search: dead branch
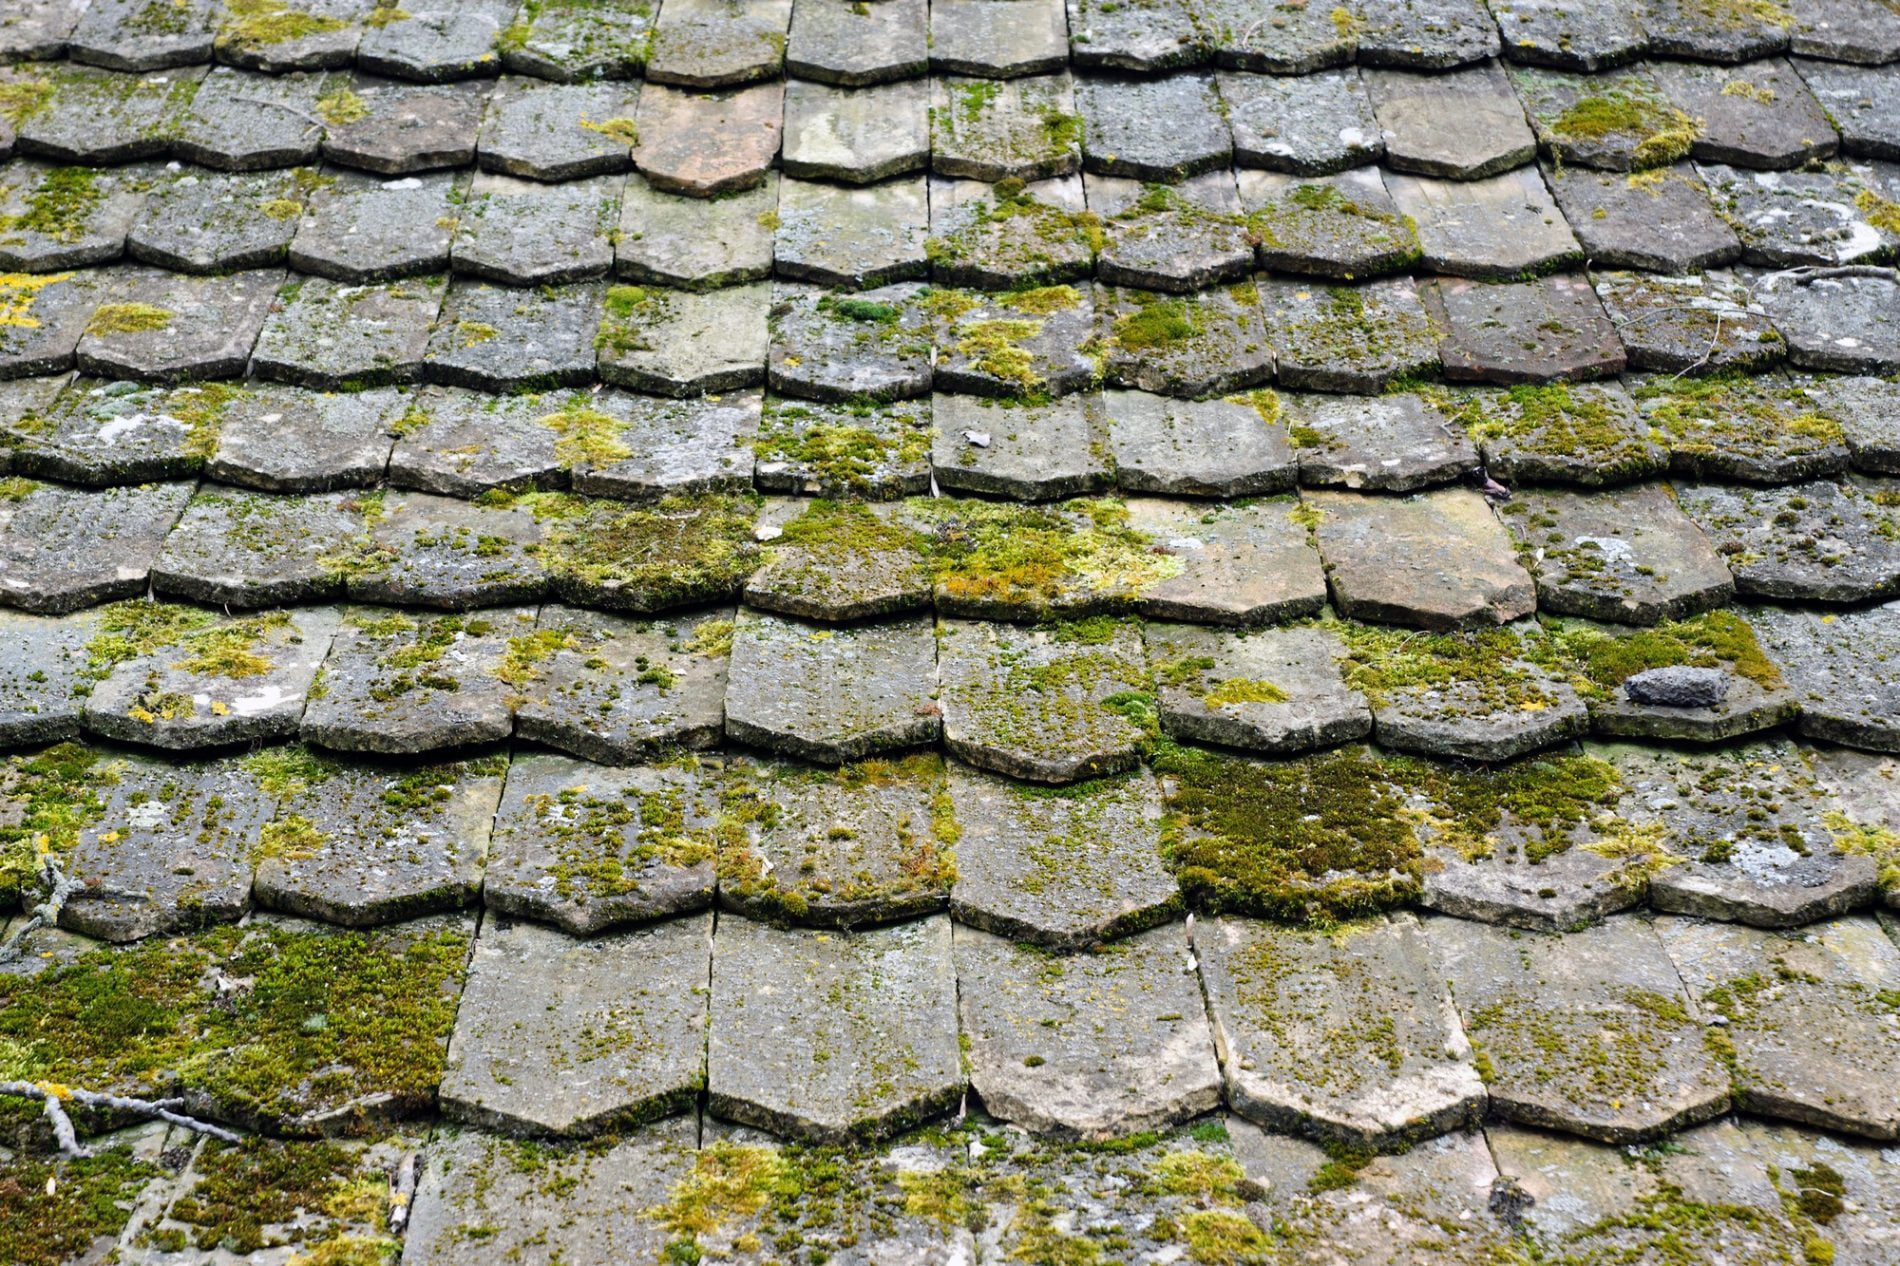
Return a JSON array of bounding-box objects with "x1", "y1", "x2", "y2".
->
[
  {"x1": 389, "y1": 1151, "x2": 420, "y2": 1235},
  {"x1": 0, "y1": 1081, "x2": 243, "y2": 1157}
]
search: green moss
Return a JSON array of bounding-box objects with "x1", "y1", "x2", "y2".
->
[
  {"x1": 242, "y1": 745, "x2": 338, "y2": 799},
  {"x1": 752, "y1": 401, "x2": 931, "y2": 492},
  {"x1": 83, "y1": 600, "x2": 218, "y2": 686},
  {"x1": 1200, "y1": 677, "x2": 1289, "y2": 706},
  {"x1": 315, "y1": 88, "x2": 367, "y2": 127},
  {"x1": 1336, "y1": 622, "x2": 1564, "y2": 713},
  {"x1": 1110, "y1": 293, "x2": 1197, "y2": 352},
  {"x1": 538, "y1": 399, "x2": 630, "y2": 469},
  {"x1": 453, "y1": 320, "x2": 498, "y2": 348},
  {"x1": 0, "y1": 743, "x2": 116, "y2": 908},
  {"x1": 1444, "y1": 382, "x2": 1651, "y2": 474},
  {"x1": 1548, "y1": 85, "x2": 1701, "y2": 168},
  {"x1": 1539, "y1": 609, "x2": 1782, "y2": 697},
  {"x1": 171, "y1": 611, "x2": 290, "y2": 680},
  {"x1": 578, "y1": 115, "x2": 639, "y2": 146},
  {"x1": 920, "y1": 498, "x2": 1180, "y2": 614},
  {"x1": 0, "y1": 79, "x2": 55, "y2": 127},
  {"x1": 1824, "y1": 813, "x2": 1899, "y2": 894},
  {"x1": 1633, "y1": 374, "x2": 1844, "y2": 460},
  {"x1": 0, "y1": 920, "x2": 468, "y2": 1132},
  {"x1": 85, "y1": 302, "x2": 173, "y2": 335},
  {"x1": 537, "y1": 493, "x2": 761, "y2": 610},
  {"x1": 0, "y1": 167, "x2": 102, "y2": 245},
  {"x1": 0, "y1": 476, "x2": 36, "y2": 501},
  {"x1": 775, "y1": 498, "x2": 927, "y2": 558},
  {"x1": 158, "y1": 1137, "x2": 391, "y2": 1254},
  {"x1": 219, "y1": 0, "x2": 349, "y2": 46},
  {"x1": 821, "y1": 296, "x2": 901, "y2": 324},
  {"x1": 496, "y1": 626, "x2": 578, "y2": 688},
  {"x1": 0, "y1": 1147, "x2": 160, "y2": 1266},
  {"x1": 260, "y1": 197, "x2": 304, "y2": 220}
]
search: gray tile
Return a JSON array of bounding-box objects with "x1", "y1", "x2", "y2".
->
[
  {"x1": 206, "y1": 384, "x2": 400, "y2": 493},
  {"x1": 1088, "y1": 170, "x2": 1253, "y2": 293},
  {"x1": 0, "y1": 159, "x2": 153, "y2": 272},
  {"x1": 724, "y1": 610, "x2": 940, "y2": 764},
  {"x1": 1367, "y1": 62, "x2": 1537, "y2": 180},
  {"x1": 1196, "y1": 0, "x2": 1353, "y2": 71},
  {"x1": 421, "y1": 279, "x2": 601, "y2": 392},
  {"x1": 149, "y1": 487, "x2": 364, "y2": 607},
  {"x1": 929, "y1": 283, "x2": 1099, "y2": 398},
  {"x1": 1126, "y1": 496, "x2": 1328, "y2": 625},
  {"x1": 746, "y1": 498, "x2": 934, "y2": 619},
  {"x1": 926, "y1": 174, "x2": 1096, "y2": 289},
  {"x1": 1490, "y1": 0, "x2": 1648, "y2": 71},
  {"x1": 289, "y1": 168, "x2": 461, "y2": 283},
  {"x1": 0, "y1": 607, "x2": 94, "y2": 746},
  {"x1": 476, "y1": 75, "x2": 639, "y2": 182},
  {"x1": 596, "y1": 281, "x2": 769, "y2": 396},
  {"x1": 616, "y1": 171, "x2": 777, "y2": 289},
  {"x1": 75, "y1": 266, "x2": 279, "y2": 384},
  {"x1": 774, "y1": 175, "x2": 930, "y2": 288},
  {"x1": 354, "y1": 0, "x2": 514, "y2": 82},
  {"x1": 0, "y1": 269, "x2": 106, "y2": 380},
  {"x1": 318, "y1": 75, "x2": 488, "y2": 175},
  {"x1": 1699, "y1": 160, "x2": 1892, "y2": 266},
  {"x1": 932, "y1": 390, "x2": 1110, "y2": 499},
  {"x1": 451, "y1": 170, "x2": 619, "y2": 286},
  {"x1": 787, "y1": 0, "x2": 928, "y2": 85},
  {"x1": 1219, "y1": 67, "x2": 1381, "y2": 174},
  {"x1": 67, "y1": 0, "x2": 217, "y2": 71},
  {"x1": 1076, "y1": 71, "x2": 1230, "y2": 181},
  {"x1": 1801, "y1": 371, "x2": 1900, "y2": 474},
  {"x1": 782, "y1": 78, "x2": 929, "y2": 183},
  {"x1": 1679, "y1": 476, "x2": 1900, "y2": 603},
  {"x1": 345, "y1": 490, "x2": 547, "y2": 610},
  {"x1": 1259, "y1": 275, "x2": 1441, "y2": 393},
  {"x1": 1105, "y1": 388, "x2": 1296, "y2": 498},
  {"x1": 1312, "y1": 488, "x2": 1536, "y2": 630},
  {"x1": 1503, "y1": 483, "x2": 1735, "y2": 624},
  {"x1": 7, "y1": 376, "x2": 226, "y2": 486},
  {"x1": 1097, "y1": 281, "x2": 1274, "y2": 398},
  {"x1": 385, "y1": 385, "x2": 562, "y2": 496},
  {"x1": 929, "y1": 0, "x2": 1069, "y2": 77},
  {"x1": 1788, "y1": 0, "x2": 1900, "y2": 62},
  {"x1": 214, "y1": 0, "x2": 372, "y2": 72},
  {"x1": 1147, "y1": 620, "x2": 1370, "y2": 754},
  {"x1": 1752, "y1": 600, "x2": 1900, "y2": 752},
  {"x1": 645, "y1": 0, "x2": 792, "y2": 89},
  {"x1": 1594, "y1": 268, "x2": 1782, "y2": 373},
  {"x1": 1643, "y1": 0, "x2": 1792, "y2": 61},
  {"x1": 16, "y1": 63, "x2": 201, "y2": 164},
  {"x1": 169, "y1": 66, "x2": 332, "y2": 171},
  {"x1": 1284, "y1": 388, "x2": 1473, "y2": 492},
  {"x1": 1797, "y1": 56, "x2": 1900, "y2": 158},
  {"x1": 1634, "y1": 371, "x2": 1850, "y2": 483},
  {"x1": 1510, "y1": 63, "x2": 1696, "y2": 171},
  {"x1": 1424, "y1": 274, "x2": 1626, "y2": 385},
  {"x1": 561, "y1": 387, "x2": 762, "y2": 498},
  {"x1": 1757, "y1": 267, "x2": 1900, "y2": 374},
  {"x1": 1385, "y1": 166, "x2": 1581, "y2": 278},
  {"x1": 1655, "y1": 57, "x2": 1839, "y2": 169},
  {"x1": 125, "y1": 167, "x2": 311, "y2": 273},
  {"x1": 1066, "y1": 0, "x2": 1204, "y2": 72},
  {"x1": 1236, "y1": 166, "x2": 1421, "y2": 280},
  {"x1": 496, "y1": 0, "x2": 657, "y2": 80},
  {"x1": 300, "y1": 607, "x2": 527, "y2": 753},
  {"x1": 1357, "y1": 0, "x2": 1499, "y2": 69},
  {"x1": 767, "y1": 280, "x2": 933, "y2": 402}
]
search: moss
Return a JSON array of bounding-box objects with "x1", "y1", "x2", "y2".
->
[
  {"x1": 537, "y1": 493, "x2": 761, "y2": 610},
  {"x1": 1634, "y1": 374, "x2": 1844, "y2": 460},
  {"x1": 0, "y1": 1147, "x2": 160, "y2": 1266},
  {"x1": 538, "y1": 399, "x2": 630, "y2": 469},
  {"x1": 261, "y1": 197, "x2": 304, "y2": 220},
  {"x1": 242, "y1": 746, "x2": 338, "y2": 799},
  {"x1": 0, "y1": 271, "x2": 76, "y2": 330},
  {"x1": 1336, "y1": 622, "x2": 1564, "y2": 713},
  {"x1": 821, "y1": 296, "x2": 901, "y2": 324},
  {"x1": 84, "y1": 600, "x2": 218, "y2": 685},
  {"x1": 1154, "y1": 743, "x2": 1422, "y2": 923},
  {"x1": 578, "y1": 115, "x2": 639, "y2": 146},
  {"x1": 1446, "y1": 382, "x2": 1641, "y2": 468},
  {"x1": 0, "y1": 920, "x2": 468, "y2": 1132},
  {"x1": 0, "y1": 476, "x2": 36, "y2": 501},
  {"x1": 453, "y1": 320, "x2": 498, "y2": 348},
  {"x1": 85, "y1": 302, "x2": 173, "y2": 335},
  {"x1": 171, "y1": 611, "x2": 289, "y2": 680},
  {"x1": 1824, "y1": 813, "x2": 1899, "y2": 894},
  {"x1": 920, "y1": 498, "x2": 1180, "y2": 614},
  {"x1": 159, "y1": 1137, "x2": 390, "y2": 1254},
  {"x1": 315, "y1": 88, "x2": 368, "y2": 127},
  {"x1": 0, "y1": 167, "x2": 102, "y2": 245},
  {"x1": 1549, "y1": 86, "x2": 1701, "y2": 168},
  {"x1": 1854, "y1": 188, "x2": 1900, "y2": 236},
  {"x1": 685, "y1": 618, "x2": 734, "y2": 658},
  {"x1": 752, "y1": 401, "x2": 931, "y2": 492},
  {"x1": 254, "y1": 812, "x2": 327, "y2": 863},
  {"x1": 0, "y1": 743, "x2": 116, "y2": 909},
  {"x1": 1200, "y1": 677, "x2": 1289, "y2": 706},
  {"x1": 364, "y1": 4, "x2": 411, "y2": 27},
  {"x1": 1539, "y1": 609, "x2": 1782, "y2": 698},
  {"x1": 775, "y1": 498, "x2": 926, "y2": 558},
  {"x1": 219, "y1": 0, "x2": 349, "y2": 45},
  {"x1": 0, "y1": 78, "x2": 55, "y2": 127},
  {"x1": 648, "y1": 1141, "x2": 782, "y2": 1253},
  {"x1": 1111, "y1": 293, "x2": 1197, "y2": 352},
  {"x1": 495, "y1": 626, "x2": 578, "y2": 688}
]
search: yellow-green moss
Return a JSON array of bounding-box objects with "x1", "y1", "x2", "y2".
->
[
  {"x1": 219, "y1": 0, "x2": 349, "y2": 46},
  {"x1": 538, "y1": 399, "x2": 630, "y2": 469}
]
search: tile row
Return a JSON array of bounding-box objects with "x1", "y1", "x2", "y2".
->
[
  {"x1": 8, "y1": 901, "x2": 1899, "y2": 1153},
  {"x1": 7, "y1": 0, "x2": 1897, "y2": 84}
]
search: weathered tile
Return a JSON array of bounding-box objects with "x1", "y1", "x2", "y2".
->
[
  {"x1": 1457, "y1": 379, "x2": 1668, "y2": 487},
  {"x1": 75, "y1": 266, "x2": 280, "y2": 384},
  {"x1": 1425, "y1": 274, "x2": 1627, "y2": 385},
  {"x1": 645, "y1": 0, "x2": 792, "y2": 88},
  {"x1": 206, "y1": 384, "x2": 399, "y2": 493},
  {"x1": 1201, "y1": 912, "x2": 1482, "y2": 1144},
  {"x1": 1311, "y1": 488, "x2": 1536, "y2": 630},
  {"x1": 67, "y1": 0, "x2": 217, "y2": 71},
  {"x1": 1644, "y1": 0, "x2": 1793, "y2": 61},
  {"x1": 5, "y1": 377, "x2": 222, "y2": 485},
  {"x1": 752, "y1": 397, "x2": 933, "y2": 498},
  {"x1": 595, "y1": 281, "x2": 768, "y2": 396},
  {"x1": 708, "y1": 913, "x2": 961, "y2": 1141},
  {"x1": 1259, "y1": 275, "x2": 1441, "y2": 393},
  {"x1": 1655, "y1": 57, "x2": 1838, "y2": 169},
  {"x1": 170, "y1": 66, "x2": 330, "y2": 171},
  {"x1": 214, "y1": 0, "x2": 372, "y2": 72},
  {"x1": 149, "y1": 487, "x2": 365, "y2": 606},
  {"x1": 1088, "y1": 170, "x2": 1253, "y2": 292},
  {"x1": 1098, "y1": 281, "x2": 1274, "y2": 398},
  {"x1": 0, "y1": 479, "x2": 187, "y2": 613},
  {"x1": 956, "y1": 921, "x2": 1219, "y2": 1138},
  {"x1": 782, "y1": 78, "x2": 928, "y2": 184},
  {"x1": 938, "y1": 616, "x2": 1147, "y2": 783},
  {"x1": 0, "y1": 159, "x2": 153, "y2": 272},
  {"x1": 1660, "y1": 915, "x2": 1898, "y2": 1138},
  {"x1": 929, "y1": 73, "x2": 1081, "y2": 182},
  {"x1": 1634, "y1": 371, "x2": 1850, "y2": 483},
  {"x1": 405, "y1": 1122, "x2": 697, "y2": 1266},
  {"x1": 1358, "y1": 0, "x2": 1499, "y2": 68},
  {"x1": 1679, "y1": 476, "x2": 1900, "y2": 603},
  {"x1": 921, "y1": 495, "x2": 1181, "y2": 620},
  {"x1": 1147, "y1": 620, "x2": 1371, "y2": 754},
  {"x1": 1752, "y1": 601, "x2": 1900, "y2": 751},
  {"x1": 724, "y1": 610, "x2": 939, "y2": 763},
  {"x1": 745, "y1": 499, "x2": 932, "y2": 620},
  {"x1": 300, "y1": 607, "x2": 527, "y2": 752},
  {"x1": 1284, "y1": 388, "x2": 1473, "y2": 492},
  {"x1": 252, "y1": 747, "x2": 503, "y2": 925},
  {"x1": 540, "y1": 492, "x2": 763, "y2": 614},
  {"x1": 318, "y1": 76, "x2": 488, "y2": 175},
  {"x1": 1700, "y1": 161, "x2": 1890, "y2": 265},
  {"x1": 60, "y1": 750, "x2": 271, "y2": 941},
  {"x1": 617, "y1": 170, "x2": 777, "y2": 289},
  {"x1": 84, "y1": 606, "x2": 339, "y2": 751},
  {"x1": 125, "y1": 166, "x2": 311, "y2": 273},
  {"x1": 1740, "y1": 1119, "x2": 1900, "y2": 1263},
  {"x1": 948, "y1": 762, "x2": 1178, "y2": 947},
  {"x1": 1789, "y1": 0, "x2": 1900, "y2": 62},
  {"x1": 1076, "y1": 71, "x2": 1230, "y2": 182},
  {"x1": 1798, "y1": 57, "x2": 1900, "y2": 158},
  {"x1": 1124, "y1": 496, "x2": 1328, "y2": 625},
  {"x1": 930, "y1": 0, "x2": 1068, "y2": 77},
  {"x1": 561, "y1": 388, "x2": 762, "y2": 498},
  {"x1": 1366, "y1": 62, "x2": 1538, "y2": 180},
  {"x1": 1594, "y1": 268, "x2": 1782, "y2": 373},
  {"x1": 774, "y1": 175, "x2": 930, "y2": 288},
  {"x1": 383, "y1": 386, "x2": 558, "y2": 496},
  {"x1": 15, "y1": 64, "x2": 200, "y2": 165},
  {"x1": 354, "y1": 0, "x2": 513, "y2": 82},
  {"x1": 1551, "y1": 610, "x2": 1800, "y2": 742},
  {"x1": 265, "y1": 270, "x2": 443, "y2": 384},
  {"x1": 0, "y1": 0, "x2": 86, "y2": 60},
  {"x1": 511, "y1": 606, "x2": 732, "y2": 766},
  {"x1": 1338, "y1": 621, "x2": 1588, "y2": 762},
  {"x1": 422, "y1": 279, "x2": 601, "y2": 391},
  {"x1": 930, "y1": 284, "x2": 1099, "y2": 399},
  {"x1": 1803, "y1": 371, "x2": 1900, "y2": 474},
  {"x1": 289, "y1": 169, "x2": 460, "y2": 283},
  {"x1": 451, "y1": 171, "x2": 617, "y2": 286},
  {"x1": 1219, "y1": 68, "x2": 1382, "y2": 174},
  {"x1": 442, "y1": 913, "x2": 710, "y2": 1135},
  {"x1": 1503, "y1": 484, "x2": 1734, "y2": 624},
  {"x1": 926, "y1": 175, "x2": 1097, "y2": 290},
  {"x1": 1607, "y1": 739, "x2": 1880, "y2": 925},
  {"x1": 477, "y1": 75, "x2": 639, "y2": 183},
  {"x1": 345, "y1": 489, "x2": 547, "y2": 609},
  {"x1": 787, "y1": 0, "x2": 928, "y2": 85},
  {"x1": 495, "y1": 0, "x2": 657, "y2": 80},
  {"x1": 1757, "y1": 267, "x2": 1900, "y2": 374},
  {"x1": 0, "y1": 270, "x2": 105, "y2": 380},
  {"x1": 1490, "y1": 0, "x2": 1649, "y2": 71},
  {"x1": 1105, "y1": 388, "x2": 1295, "y2": 498},
  {"x1": 1237, "y1": 166, "x2": 1421, "y2": 281},
  {"x1": 1386, "y1": 166, "x2": 1581, "y2": 278},
  {"x1": 767, "y1": 280, "x2": 933, "y2": 402},
  {"x1": 1066, "y1": 0, "x2": 1202, "y2": 70},
  {"x1": 632, "y1": 81, "x2": 784, "y2": 197},
  {"x1": 1154, "y1": 742, "x2": 1427, "y2": 919},
  {"x1": 1803, "y1": 744, "x2": 1899, "y2": 904},
  {"x1": 0, "y1": 607, "x2": 94, "y2": 745},
  {"x1": 485, "y1": 753, "x2": 720, "y2": 934},
  {"x1": 1510, "y1": 63, "x2": 1699, "y2": 171},
  {"x1": 1432, "y1": 913, "x2": 1729, "y2": 1142},
  {"x1": 719, "y1": 753, "x2": 955, "y2": 927},
  {"x1": 1195, "y1": 0, "x2": 1354, "y2": 71}
]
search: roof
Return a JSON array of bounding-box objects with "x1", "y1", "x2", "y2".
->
[{"x1": 0, "y1": 0, "x2": 1899, "y2": 1262}]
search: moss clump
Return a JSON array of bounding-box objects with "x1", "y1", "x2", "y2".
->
[
  {"x1": 819, "y1": 295, "x2": 901, "y2": 324},
  {"x1": 0, "y1": 78, "x2": 55, "y2": 127},
  {"x1": 1824, "y1": 813, "x2": 1899, "y2": 894},
  {"x1": 537, "y1": 493, "x2": 761, "y2": 610},
  {"x1": 219, "y1": 0, "x2": 349, "y2": 46},
  {"x1": 0, "y1": 920, "x2": 468, "y2": 1132},
  {"x1": 452, "y1": 320, "x2": 497, "y2": 348},
  {"x1": 158, "y1": 1137, "x2": 392, "y2": 1255},
  {"x1": 1155, "y1": 743, "x2": 1423, "y2": 923},
  {"x1": 83, "y1": 600, "x2": 217, "y2": 685},
  {"x1": 775, "y1": 498, "x2": 928, "y2": 557},
  {"x1": 578, "y1": 115, "x2": 638, "y2": 146},
  {"x1": 85, "y1": 302, "x2": 173, "y2": 336},
  {"x1": 1548, "y1": 84, "x2": 1701, "y2": 168},
  {"x1": 0, "y1": 271, "x2": 76, "y2": 330},
  {"x1": 752, "y1": 400, "x2": 931, "y2": 493},
  {"x1": 242, "y1": 745, "x2": 338, "y2": 799},
  {"x1": 260, "y1": 197, "x2": 304, "y2": 220},
  {"x1": 647, "y1": 1140, "x2": 782, "y2": 1255},
  {"x1": 496, "y1": 626, "x2": 578, "y2": 688},
  {"x1": 537, "y1": 399, "x2": 630, "y2": 469},
  {"x1": 920, "y1": 498, "x2": 1180, "y2": 614},
  {"x1": 1111, "y1": 292, "x2": 1198, "y2": 352},
  {"x1": 171, "y1": 611, "x2": 289, "y2": 679},
  {"x1": 1634, "y1": 374, "x2": 1844, "y2": 461},
  {"x1": 1447, "y1": 382, "x2": 1646, "y2": 467},
  {"x1": 0, "y1": 743, "x2": 116, "y2": 907},
  {"x1": 0, "y1": 1147, "x2": 160, "y2": 1266},
  {"x1": 315, "y1": 88, "x2": 367, "y2": 127},
  {"x1": 1539, "y1": 610, "x2": 1782, "y2": 698},
  {"x1": 0, "y1": 167, "x2": 102, "y2": 246},
  {"x1": 1336, "y1": 622, "x2": 1565, "y2": 713},
  {"x1": 1420, "y1": 753, "x2": 1626, "y2": 864}
]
